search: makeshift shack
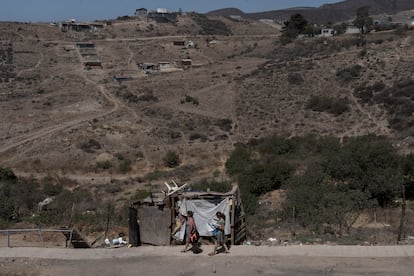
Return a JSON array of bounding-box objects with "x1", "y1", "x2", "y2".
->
[{"x1": 130, "y1": 184, "x2": 246, "y2": 246}]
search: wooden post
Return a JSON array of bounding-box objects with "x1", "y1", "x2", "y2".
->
[
  {"x1": 7, "y1": 231, "x2": 10, "y2": 248},
  {"x1": 397, "y1": 184, "x2": 406, "y2": 243},
  {"x1": 104, "y1": 203, "x2": 111, "y2": 239},
  {"x1": 170, "y1": 196, "x2": 175, "y2": 245},
  {"x1": 374, "y1": 209, "x2": 378, "y2": 244},
  {"x1": 128, "y1": 207, "x2": 140, "y2": 247},
  {"x1": 39, "y1": 229, "x2": 44, "y2": 247},
  {"x1": 230, "y1": 196, "x2": 236, "y2": 245},
  {"x1": 68, "y1": 229, "x2": 73, "y2": 248}
]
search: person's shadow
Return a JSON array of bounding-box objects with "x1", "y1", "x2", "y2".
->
[
  {"x1": 191, "y1": 242, "x2": 203, "y2": 254},
  {"x1": 216, "y1": 242, "x2": 231, "y2": 254}
]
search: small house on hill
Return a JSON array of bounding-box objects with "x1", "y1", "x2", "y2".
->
[
  {"x1": 158, "y1": 61, "x2": 172, "y2": 71},
  {"x1": 129, "y1": 184, "x2": 246, "y2": 246},
  {"x1": 173, "y1": 40, "x2": 185, "y2": 46},
  {"x1": 181, "y1": 59, "x2": 192, "y2": 67},
  {"x1": 148, "y1": 10, "x2": 178, "y2": 23},
  {"x1": 135, "y1": 8, "x2": 148, "y2": 19},
  {"x1": 84, "y1": 60, "x2": 102, "y2": 68},
  {"x1": 321, "y1": 28, "x2": 335, "y2": 37},
  {"x1": 76, "y1": 42, "x2": 95, "y2": 49}
]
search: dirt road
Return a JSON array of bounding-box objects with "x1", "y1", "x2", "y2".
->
[{"x1": 1, "y1": 245, "x2": 414, "y2": 275}]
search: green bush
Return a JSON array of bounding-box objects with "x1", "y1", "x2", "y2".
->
[
  {"x1": 184, "y1": 95, "x2": 199, "y2": 106},
  {"x1": 35, "y1": 188, "x2": 96, "y2": 226},
  {"x1": 0, "y1": 193, "x2": 16, "y2": 221},
  {"x1": 336, "y1": 65, "x2": 362, "y2": 81},
  {"x1": 190, "y1": 13, "x2": 232, "y2": 36},
  {"x1": 287, "y1": 73, "x2": 304, "y2": 85},
  {"x1": 333, "y1": 23, "x2": 348, "y2": 35},
  {"x1": 131, "y1": 189, "x2": 150, "y2": 201},
  {"x1": 0, "y1": 167, "x2": 17, "y2": 181},
  {"x1": 238, "y1": 161, "x2": 293, "y2": 196},
  {"x1": 96, "y1": 160, "x2": 112, "y2": 170},
  {"x1": 163, "y1": 150, "x2": 181, "y2": 168},
  {"x1": 225, "y1": 143, "x2": 251, "y2": 176},
  {"x1": 283, "y1": 168, "x2": 370, "y2": 234},
  {"x1": 240, "y1": 187, "x2": 258, "y2": 215},
  {"x1": 42, "y1": 182, "x2": 63, "y2": 197},
  {"x1": 119, "y1": 159, "x2": 132, "y2": 173},
  {"x1": 306, "y1": 96, "x2": 350, "y2": 116},
  {"x1": 189, "y1": 133, "x2": 207, "y2": 142},
  {"x1": 216, "y1": 118, "x2": 233, "y2": 132},
  {"x1": 322, "y1": 135, "x2": 403, "y2": 207},
  {"x1": 225, "y1": 133, "x2": 408, "y2": 234},
  {"x1": 280, "y1": 28, "x2": 298, "y2": 45},
  {"x1": 191, "y1": 179, "x2": 232, "y2": 193},
  {"x1": 256, "y1": 135, "x2": 295, "y2": 156},
  {"x1": 145, "y1": 170, "x2": 165, "y2": 181}
]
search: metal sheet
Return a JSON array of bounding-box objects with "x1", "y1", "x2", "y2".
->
[{"x1": 138, "y1": 206, "x2": 171, "y2": 245}]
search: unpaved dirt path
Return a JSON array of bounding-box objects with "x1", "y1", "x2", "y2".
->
[
  {"x1": 0, "y1": 39, "x2": 122, "y2": 156},
  {"x1": 0, "y1": 85, "x2": 117, "y2": 155},
  {"x1": 1, "y1": 246, "x2": 414, "y2": 276}
]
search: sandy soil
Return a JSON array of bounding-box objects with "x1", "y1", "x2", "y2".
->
[{"x1": 1, "y1": 245, "x2": 414, "y2": 275}]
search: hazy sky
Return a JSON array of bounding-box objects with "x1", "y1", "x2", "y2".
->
[{"x1": 0, "y1": 0, "x2": 342, "y2": 22}]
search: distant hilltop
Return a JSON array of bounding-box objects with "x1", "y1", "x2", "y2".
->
[{"x1": 206, "y1": 0, "x2": 414, "y2": 24}]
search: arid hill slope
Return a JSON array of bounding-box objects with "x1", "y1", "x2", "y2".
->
[{"x1": 0, "y1": 15, "x2": 414, "y2": 190}]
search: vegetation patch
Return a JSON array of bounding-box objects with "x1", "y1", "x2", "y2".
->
[
  {"x1": 336, "y1": 65, "x2": 363, "y2": 81},
  {"x1": 226, "y1": 134, "x2": 413, "y2": 237},
  {"x1": 117, "y1": 90, "x2": 158, "y2": 104},
  {"x1": 306, "y1": 95, "x2": 350, "y2": 116},
  {"x1": 189, "y1": 13, "x2": 232, "y2": 36},
  {"x1": 79, "y1": 139, "x2": 102, "y2": 153},
  {"x1": 181, "y1": 95, "x2": 199, "y2": 106},
  {"x1": 163, "y1": 150, "x2": 181, "y2": 168},
  {"x1": 355, "y1": 79, "x2": 414, "y2": 130},
  {"x1": 190, "y1": 178, "x2": 232, "y2": 193},
  {"x1": 287, "y1": 73, "x2": 304, "y2": 85}
]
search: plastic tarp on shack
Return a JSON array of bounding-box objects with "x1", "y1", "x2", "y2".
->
[{"x1": 174, "y1": 198, "x2": 231, "y2": 241}]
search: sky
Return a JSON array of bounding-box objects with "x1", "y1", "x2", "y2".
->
[{"x1": 0, "y1": 0, "x2": 342, "y2": 22}]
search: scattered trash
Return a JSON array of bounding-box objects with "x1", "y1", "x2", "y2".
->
[
  {"x1": 112, "y1": 237, "x2": 127, "y2": 245},
  {"x1": 104, "y1": 238, "x2": 110, "y2": 246}
]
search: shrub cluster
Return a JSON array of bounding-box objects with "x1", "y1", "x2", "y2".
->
[
  {"x1": 189, "y1": 13, "x2": 232, "y2": 36},
  {"x1": 181, "y1": 95, "x2": 199, "y2": 106},
  {"x1": 354, "y1": 79, "x2": 414, "y2": 130},
  {"x1": 190, "y1": 178, "x2": 232, "y2": 193},
  {"x1": 306, "y1": 95, "x2": 350, "y2": 116},
  {"x1": 354, "y1": 82, "x2": 386, "y2": 104},
  {"x1": 163, "y1": 150, "x2": 181, "y2": 168},
  {"x1": 225, "y1": 134, "x2": 411, "y2": 235},
  {"x1": 336, "y1": 65, "x2": 363, "y2": 81},
  {"x1": 287, "y1": 73, "x2": 304, "y2": 85},
  {"x1": 0, "y1": 171, "x2": 105, "y2": 228}
]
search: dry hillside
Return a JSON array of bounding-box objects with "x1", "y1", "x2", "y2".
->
[
  {"x1": 1, "y1": 14, "x2": 414, "y2": 242},
  {"x1": 1, "y1": 16, "x2": 414, "y2": 188}
]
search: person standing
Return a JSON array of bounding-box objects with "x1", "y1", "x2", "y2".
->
[
  {"x1": 209, "y1": 212, "x2": 229, "y2": 255},
  {"x1": 181, "y1": 211, "x2": 196, "y2": 252}
]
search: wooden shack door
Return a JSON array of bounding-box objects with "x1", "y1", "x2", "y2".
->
[{"x1": 137, "y1": 206, "x2": 171, "y2": 245}]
